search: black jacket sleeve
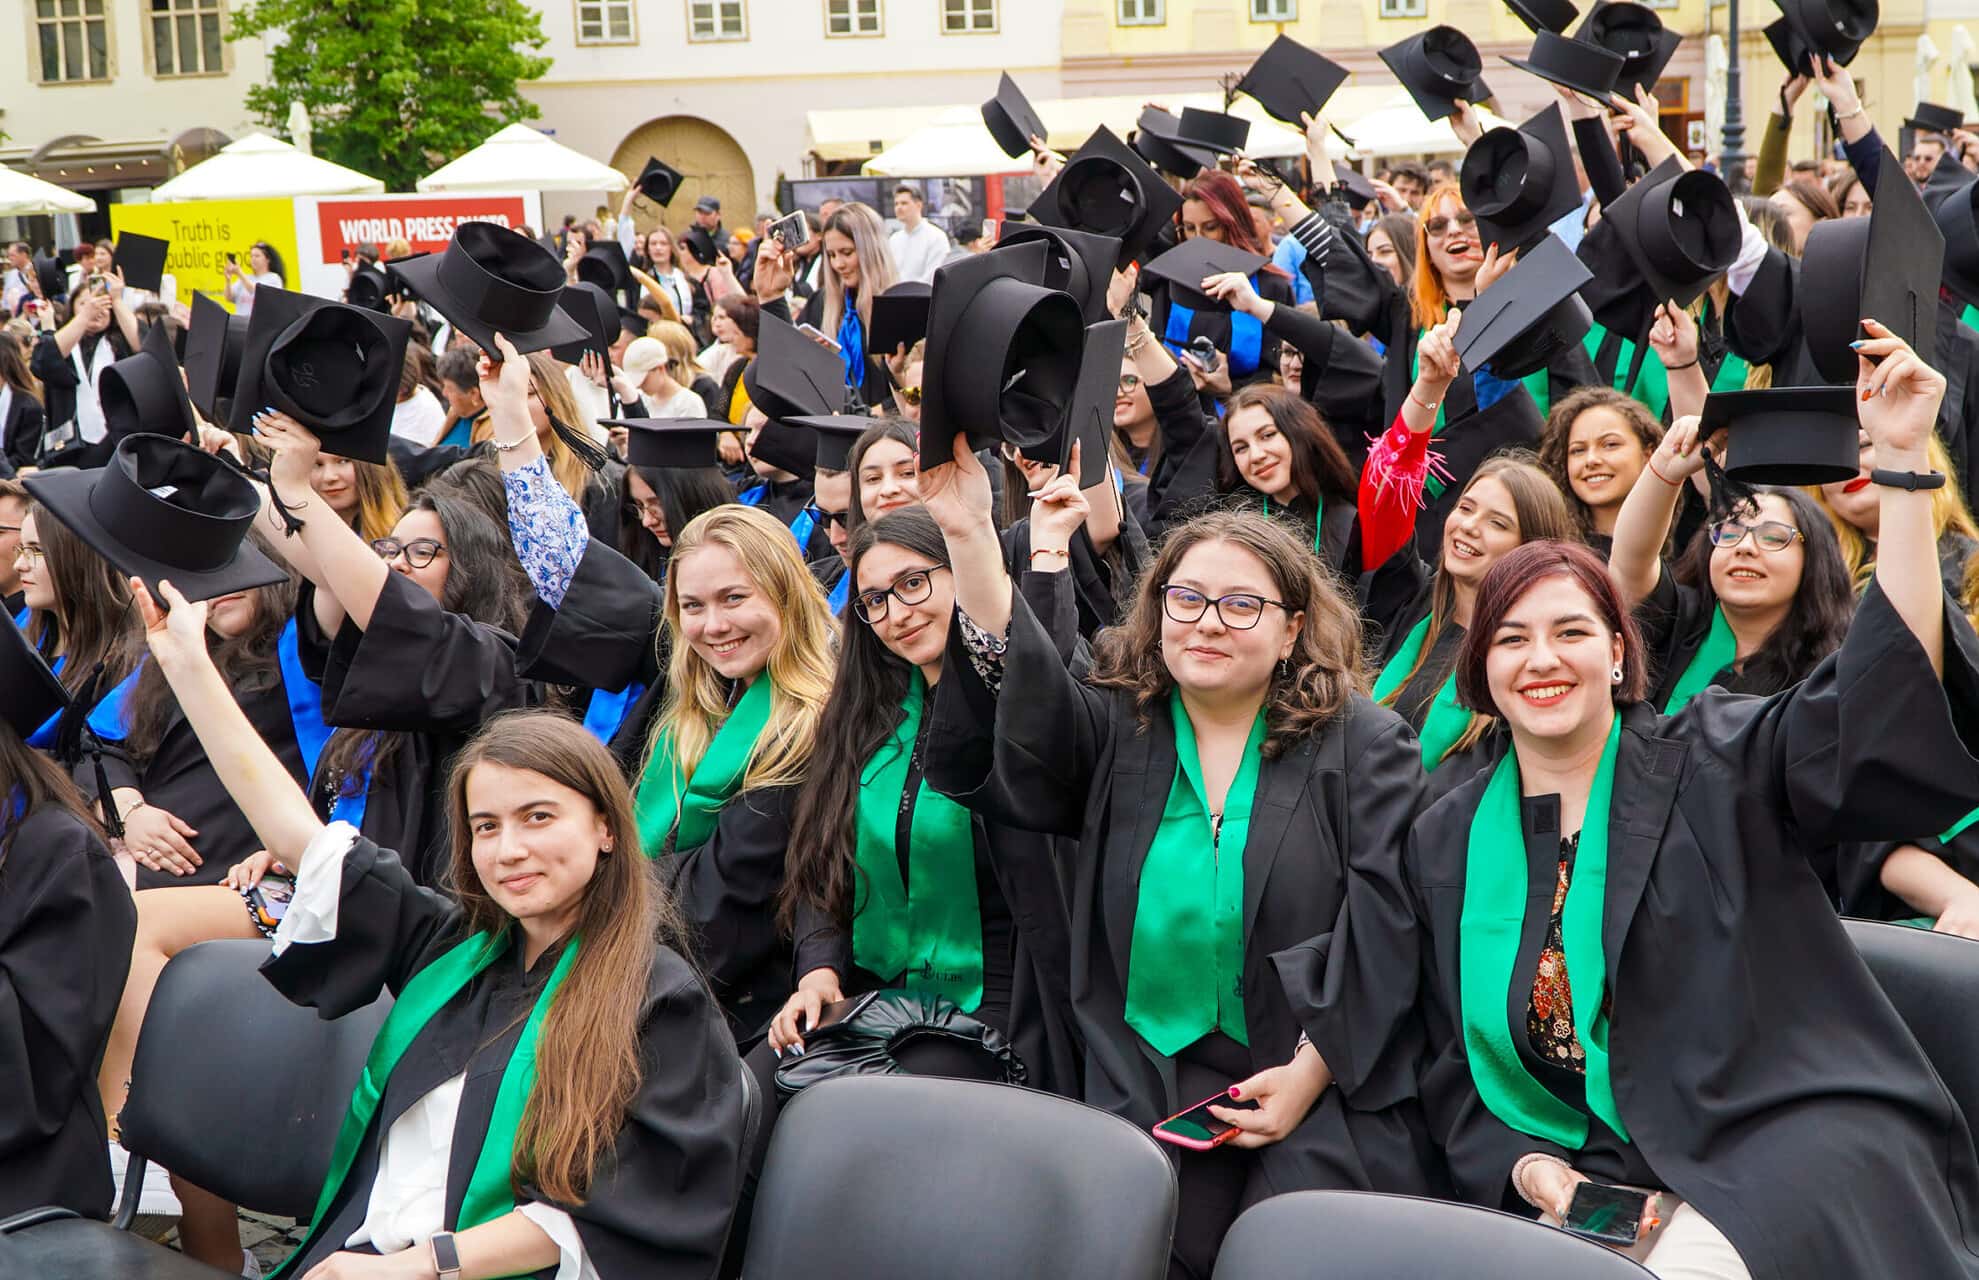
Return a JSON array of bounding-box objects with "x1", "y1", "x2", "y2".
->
[
  {"x1": 515, "y1": 537, "x2": 666, "y2": 691},
  {"x1": 1572, "y1": 116, "x2": 1626, "y2": 209},
  {"x1": 317, "y1": 570, "x2": 534, "y2": 733},
  {"x1": 1143, "y1": 366, "x2": 1221, "y2": 539}
]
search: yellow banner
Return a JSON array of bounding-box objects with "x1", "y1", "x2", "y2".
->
[{"x1": 109, "y1": 199, "x2": 298, "y2": 308}]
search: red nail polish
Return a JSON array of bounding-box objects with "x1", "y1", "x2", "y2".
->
[{"x1": 1228, "y1": 1086, "x2": 1242, "y2": 1098}]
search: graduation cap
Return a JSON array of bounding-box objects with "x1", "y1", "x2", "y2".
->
[
  {"x1": 99, "y1": 321, "x2": 197, "y2": 444},
  {"x1": 1132, "y1": 108, "x2": 1220, "y2": 179},
  {"x1": 919, "y1": 239, "x2": 1085, "y2": 467},
  {"x1": 1057, "y1": 320, "x2": 1130, "y2": 485},
  {"x1": 1573, "y1": 1, "x2": 1681, "y2": 99},
  {"x1": 346, "y1": 261, "x2": 393, "y2": 313},
  {"x1": 610, "y1": 418, "x2": 729, "y2": 470},
  {"x1": 1935, "y1": 171, "x2": 1979, "y2": 307},
  {"x1": 23, "y1": 434, "x2": 287, "y2": 604},
  {"x1": 996, "y1": 224, "x2": 1122, "y2": 325},
  {"x1": 1237, "y1": 35, "x2": 1348, "y2": 128},
  {"x1": 1380, "y1": 27, "x2": 1491, "y2": 122},
  {"x1": 1453, "y1": 234, "x2": 1593, "y2": 379},
  {"x1": 1332, "y1": 162, "x2": 1380, "y2": 205},
  {"x1": 1460, "y1": 104, "x2": 1583, "y2": 255},
  {"x1": 0, "y1": 608, "x2": 66, "y2": 744},
  {"x1": 390, "y1": 221, "x2": 587, "y2": 355},
  {"x1": 550, "y1": 281, "x2": 619, "y2": 368},
  {"x1": 788, "y1": 414, "x2": 877, "y2": 472},
  {"x1": 183, "y1": 292, "x2": 249, "y2": 426},
  {"x1": 1502, "y1": 29, "x2": 1625, "y2": 101},
  {"x1": 748, "y1": 417, "x2": 818, "y2": 477},
  {"x1": 1604, "y1": 158, "x2": 1740, "y2": 309},
  {"x1": 1506, "y1": 0, "x2": 1578, "y2": 34},
  {"x1": 1704, "y1": 385, "x2": 1861, "y2": 484},
  {"x1": 227, "y1": 286, "x2": 412, "y2": 465},
  {"x1": 1029, "y1": 126, "x2": 1185, "y2": 269},
  {"x1": 983, "y1": 72, "x2": 1049, "y2": 159},
  {"x1": 1764, "y1": 0, "x2": 1876, "y2": 74},
  {"x1": 869, "y1": 281, "x2": 933, "y2": 357},
  {"x1": 746, "y1": 314, "x2": 843, "y2": 421},
  {"x1": 31, "y1": 255, "x2": 68, "y2": 301},
  {"x1": 1140, "y1": 237, "x2": 1269, "y2": 312},
  {"x1": 114, "y1": 232, "x2": 170, "y2": 295},
  {"x1": 1801, "y1": 146, "x2": 1943, "y2": 386},
  {"x1": 576, "y1": 239, "x2": 630, "y2": 294},
  {"x1": 635, "y1": 156, "x2": 684, "y2": 205},
  {"x1": 1906, "y1": 102, "x2": 1965, "y2": 135}
]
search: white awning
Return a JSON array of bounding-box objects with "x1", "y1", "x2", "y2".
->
[
  {"x1": 418, "y1": 123, "x2": 629, "y2": 193},
  {"x1": 0, "y1": 166, "x2": 95, "y2": 216},
  {"x1": 151, "y1": 133, "x2": 384, "y2": 200}
]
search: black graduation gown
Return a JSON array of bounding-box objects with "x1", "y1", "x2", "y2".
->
[
  {"x1": 0, "y1": 808, "x2": 135, "y2": 1220},
  {"x1": 999, "y1": 514, "x2": 1151, "y2": 642},
  {"x1": 1262, "y1": 295, "x2": 1388, "y2": 472},
  {"x1": 2, "y1": 389, "x2": 44, "y2": 472},
  {"x1": 1147, "y1": 272, "x2": 1297, "y2": 394},
  {"x1": 262, "y1": 837, "x2": 744, "y2": 1278},
  {"x1": 300, "y1": 573, "x2": 537, "y2": 887},
  {"x1": 1288, "y1": 585, "x2": 1979, "y2": 1280},
  {"x1": 925, "y1": 577, "x2": 1442, "y2": 1200}
]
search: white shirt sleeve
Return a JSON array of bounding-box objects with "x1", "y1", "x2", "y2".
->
[
  {"x1": 517, "y1": 1202, "x2": 604, "y2": 1280},
  {"x1": 270, "y1": 821, "x2": 361, "y2": 957},
  {"x1": 1724, "y1": 205, "x2": 1769, "y2": 297}
]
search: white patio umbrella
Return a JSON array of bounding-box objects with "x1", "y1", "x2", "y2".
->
[
  {"x1": 418, "y1": 123, "x2": 628, "y2": 193},
  {"x1": 1335, "y1": 91, "x2": 1511, "y2": 158},
  {"x1": 151, "y1": 132, "x2": 383, "y2": 200},
  {"x1": 0, "y1": 165, "x2": 94, "y2": 217}
]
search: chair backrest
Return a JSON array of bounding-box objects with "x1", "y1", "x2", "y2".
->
[
  {"x1": 1844, "y1": 918, "x2": 1979, "y2": 1128},
  {"x1": 744, "y1": 1076, "x2": 1175, "y2": 1280},
  {"x1": 736, "y1": 1058, "x2": 761, "y2": 1162},
  {"x1": 1213, "y1": 1191, "x2": 1656, "y2": 1279},
  {"x1": 116, "y1": 939, "x2": 391, "y2": 1219}
]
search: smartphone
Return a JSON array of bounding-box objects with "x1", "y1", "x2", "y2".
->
[
  {"x1": 245, "y1": 877, "x2": 295, "y2": 932},
  {"x1": 225, "y1": 252, "x2": 237, "y2": 265},
  {"x1": 1180, "y1": 336, "x2": 1219, "y2": 372},
  {"x1": 796, "y1": 321, "x2": 842, "y2": 353},
  {"x1": 1563, "y1": 1181, "x2": 1651, "y2": 1247},
  {"x1": 768, "y1": 210, "x2": 811, "y2": 251},
  {"x1": 982, "y1": 217, "x2": 1000, "y2": 243},
  {"x1": 1151, "y1": 1090, "x2": 1258, "y2": 1151}
]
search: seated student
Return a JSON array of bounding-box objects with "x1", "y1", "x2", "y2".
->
[
  {"x1": 1536, "y1": 387, "x2": 1664, "y2": 556},
  {"x1": 917, "y1": 436, "x2": 1441, "y2": 1278},
  {"x1": 311, "y1": 448, "x2": 408, "y2": 546},
  {"x1": 736, "y1": 408, "x2": 817, "y2": 531},
  {"x1": 134, "y1": 582, "x2": 746, "y2": 1279},
  {"x1": 1812, "y1": 428, "x2": 1979, "y2": 603},
  {"x1": 1149, "y1": 170, "x2": 1296, "y2": 396},
  {"x1": 0, "y1": 611, "x2": 136, "y2": 1223},
  {"x1": 1294, "y1": 324, "x2": 1979, "y2": 1280},
  {"x1": 997, "y1": 436, "x2": 1146, "y2": 642}
]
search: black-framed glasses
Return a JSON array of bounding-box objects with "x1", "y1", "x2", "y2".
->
[
  {"x1": 1161, "y1": 585, "x2": 1286, "y2": 631},
  {"x1": 1707, "y1": 519, "x2": 1802, "y2": 553},
  {"x1": 371, "y1": 536, "x2": 446, "y2": 568},
  {"x1": 854, "y1": 565, "x2": 948, "y2": 625}
]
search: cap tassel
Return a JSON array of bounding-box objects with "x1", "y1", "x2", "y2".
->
[
  {"x1": 546, "y1": 414, "x2": 609, "y2": 473},
  {"x1": 213, "y1": 448, "x2": 308, "y2": 537},
  {"x1": 1701, "y1": 443, "x2": 1756, "y2": 527}
]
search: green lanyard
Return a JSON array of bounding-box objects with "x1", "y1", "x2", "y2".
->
[
  {"x1": 634, "y1": 675, "x2": 775, "y2": 855},
  {"x1": 1260, "y1": 492, "x2": 1325, "y2": 557},
  {"x1": 1584, "y1": 320, "x2": 1748, "y2": 420}
]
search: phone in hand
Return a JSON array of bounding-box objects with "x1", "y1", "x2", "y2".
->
[
  {"x1": 1151, "y1": 1089, "x2": 1257, "y2": 1150},
  {"x1": 244, "y1": 876, "x2": 295, "y2": 932},
  {"x1": 1180, "y1": 336, "x2": 1220, "y2": 373},
  {"x1": 225, "y1": 252, "x2": 237, "y2": 266},
  {"x1": 982, "y1": 217, "x2": 1000, "y2": 244},
  {"x1": 768, "y1": 210, "x2": 811, "y2": 251},
  {"x1": 1562, "y1": 1181, "x2": 1653, "y2": 1247},
  {"x1": 796, "y1": 321, "x2": 842, "y2": 353}
]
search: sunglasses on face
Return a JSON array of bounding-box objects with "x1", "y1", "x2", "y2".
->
[
  {"x1": 1422, "y1": 211, "x2": 1477, "y2": 239},
  {"x1": 371, "y1": 537, "x2": 446, "y2": 568},
  {"x1": 818, "y1": 507, "x2": 850, "y2": 531}
]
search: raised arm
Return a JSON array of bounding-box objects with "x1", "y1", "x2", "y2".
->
[
  {"x1": 1608, "y1": 415, "x2": 1708, "y2": 605},
  {"x1": 252, "y1": 412, "x2": 386, "y2": 632},
  {"x1": 1857, "y1": 321, "x2": 1949, "y2": 674}
]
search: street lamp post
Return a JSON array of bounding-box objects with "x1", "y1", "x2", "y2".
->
[{"x1": 1722, "y1": 0, "x2": 1747, "y2": 190}]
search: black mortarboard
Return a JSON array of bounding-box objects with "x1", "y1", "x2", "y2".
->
[
  {"x1": 636, "y1": 156, "x2": 684, "y2": 205},
  {"x1": 576, "y1": 239, "x2": 630, "y2": 294},
  {"x1": 1453, "y1": 234, "x2": 1593, "y2": 378},
  {"x1": 746, "y1": 314, "x2": 846, "y2": 420},
  {"x1": 1906, "y1": 102, "x2": 1965, "y2": 135},
  {"x1": 23, "y1": 434, "x2": 287, "y2": 603},
  {"x1": 1603, "y1": 158, "x2": 1740, "y2": 308},
  {"x1": 1332, "y1": 162, "x2": 1379, "y2": 204},
  {"x1": 920, "y1": 240, "x2": 1084, "y2": 467},
  {"x1": 1132, "y1": 108, "x2": 1220, "y2": 179},
  {"x1": 1573, "y1": 1, "x2": 1681, "y2": 98},
  {"x1": 100, "y1": 321, "x2": 196, "y2": 444},
  {"x1": 390, "y1": 221, "x2": 587, "y2": 354},
  {"x1": 1502, "y1": 29, "x2": 1625, "y2": 100},
  {"x1": 550, "y1": 281, "x2": 618, "y2": 368},
  {"x1": 31, "y1": 255, "x2": 67, "y2": 301},
  {"x1": 1704, "y1": 386, "x2": 1861, "y2": 484},
  {"x1": 0, "y1": 609, "x2": 66, "y2": 742},
  {"x1": 788, "y1": 414, "x2": 876, "y2": 472},
  {"x1": 1460, "y1": 103, "x2": 1584, "y2": 255},
  {"x1": 1506, "y1": 0, "x2": 1578, "y2": 34},
  {"x1": 1140, "y1": 238, "x2": 1269, "y2": 312},
  {"x1": 346, "y1": 261, "x2": 393, "y2": 312},
  {"x1": 114, "y1": 232, "x2": 170, "y2": 295},
  {"x1": 997, "y1": 224, "x2": 1122, "y2": 324},
  {"x1": 184, "y1": 291, "x2": 249, "y2": 426},
  {"x1": 1030, "y1": 126, "x2": 1185, "y2": 269},
  {"x1": 1237, "y1": 34, "x2": 1349, "y2": 127},
  {"x1": 1764, "y1": 0, "x2": 1876, "y2": 74},
  {"x1": 1802, "y1": 146, "x2": 1943, "y2": 385},
  {"x1": 748, "y1": 417, "x2": 818, "y2": 477},
  {"x1": 613, "y1": 418, "x2": 728, "y2": 470},
  {"x1": 227, "y1": 286, "x2": 412, "y2": 465},
  {"x1": 1935, "y1": 169, "x2": 1979, "y2": 307},
  {"x1": 869, "y1": 281, "x2": 933, "y2": 357},
  {"x1": 982, "y1": 73, "x2": 1049, "y2": 159},
  {"x1": 619, "y1": 308, "x2": 651, "y2": 340},
  {"x1": 1379, "y1": 27, "x2": 1492, "y2": 122},
  {"x1": 1062, "y1": 320, "x2": 1131, "y2": 485}
]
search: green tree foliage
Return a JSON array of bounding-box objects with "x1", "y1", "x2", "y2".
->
[{"x1": 231, "y1": 0, "x2": 552, "y2": 190}]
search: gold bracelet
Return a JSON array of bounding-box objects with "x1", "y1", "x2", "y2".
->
[{"x1": 1029, "y1": 547, "x2": 1069, "y2": 563}]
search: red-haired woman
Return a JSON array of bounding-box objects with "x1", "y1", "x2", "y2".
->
[{"x1": 1148, "y1": 169, "x2": 1297, "y2": 396}]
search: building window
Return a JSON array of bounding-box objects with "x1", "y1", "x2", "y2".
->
[
  {"x1": 574, "y1": 0, "x2": 635, "y2": 44},
  {"x1": 1250, "y1": 0, "x2": 1295, "y2": 18},
  {"x1": 942, "y1": 0, "x2": 996, "y2": 33},
  {"x1": 688, "y1": 0, "x2": 746, "y2": 40},
  {"x1": 1377, "y1": 0, "x2": 1425, "y2": 15},
  {"x1": 825, "y1": 0, "x2": 881, "y2": 36},
  {"x1": 1117, "y1": 0, "x2": 1164, "y2": 23},
  {"x1": 33, "y1": 0, "x2": 110, "y2": 83},
  {"x1": 150, "y1": 0, "x2": 223, "y2": 77}
]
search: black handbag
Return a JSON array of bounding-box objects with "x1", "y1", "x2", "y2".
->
[{"x1": 772, "y1": 988, "x2": 1027, "y2": 1099}]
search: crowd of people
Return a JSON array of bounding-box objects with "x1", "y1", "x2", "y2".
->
[{"x1": 9, "y1": 10, "x2": 1979, "y2": 1279}]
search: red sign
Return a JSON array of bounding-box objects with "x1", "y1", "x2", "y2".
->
[{"x1": 314, "y1": 195, "x2": 530, "y2": 263}]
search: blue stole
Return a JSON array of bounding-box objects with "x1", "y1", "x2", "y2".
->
[
  {"x1": 837, "y1": 305, "x2": 866, "y2": 390},
  {"x1": 25, "y1": 649, "x2": 143, "y2": 750},
  {"x1": 827, "y1": 569, "x2": 851, "y2": 616},
  {"x1": 1164, "y1": 279, "x2": 1266, "y2": 376},
  {"x1": 737, "y1": 483, "x2": 809, "y2": 550},
  {"x1": 326, "y1": 747, "x2": 373, "y2": 832},
  {"x1": 738, "y1": 482, "x2": 768, "y2": 508},
  {"x1": 277, "y1": 617, "x2": 331, "y2": 782},
  {"x1": 581, "y1": 682, "x2": 646, "y2": 745}
]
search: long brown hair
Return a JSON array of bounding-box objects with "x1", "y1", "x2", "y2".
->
[
  {"x1": 23, "y1": 500, "x2": 140, "y2": 695},
  {"x1": 347, "y1": 457, "x2": 408, "y2": 545},
  {"x1": 0, "y1": 723, "x2": 105, "y2": 856},
  {"x1": 1090, "y1": 510, "x2": 1364, "y2": 758},
  {"x1": 525, "y1": 350, "x2": 596, "y2": 505},
  {"x1": 443, "y1": 711, "x2": 689, "y2": 1205}
]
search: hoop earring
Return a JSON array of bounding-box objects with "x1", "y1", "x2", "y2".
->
[{"x1": 1610, "y1": 664, "x2": 1624, "y2": 684}]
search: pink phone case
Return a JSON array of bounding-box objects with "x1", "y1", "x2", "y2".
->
[{"x1": 1151, "y1": 1089, "x2": 1244, "y2": 1151}]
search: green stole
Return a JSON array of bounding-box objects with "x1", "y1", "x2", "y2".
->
[
  {"x1": 1372, "y1": 613, "x2": 1470, "y2": 768},
  {"x1": 1582, "y1": 319, "x2": 1749, "y2": 421},
  {"x1": 1260, "y1": 492, "x2": 1325, "y2": 557},
  {"x1": 851, "y1": 670, "x2": 984, "y2": 1011},
  {"x1": 1940, "y1": 808, "x2": 1979, "y2": 843},
  {"x1": 633, "y1": 675, "x2": 775, "y2": 856},
  {"x1": 1960, "y1": 303, "x2": 1979, "y2": 336},
  {"x1": 1661, "y1": 605, "x2": 1738, "y2": 714},
  {"x1": 1122, "y1": 691, "x2": 1264, "y2": 1055},
  {"x1": 1410, "y1": 329, "x2": 1552, "y2": 499},
  {"x1": 1459, "y1": 717, "x2": 1631, "y2": 1148},
  {"x1": 274, "y1": 931, "x2": 580, "y2": 1280}
]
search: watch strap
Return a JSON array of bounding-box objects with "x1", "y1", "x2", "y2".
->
[
  {"x1": 1870, "y1": 469, "x2": 1947, "y2": 491},
  {"x1": 430, "y1": 1230, "x2": 462, "y2": 1280}
]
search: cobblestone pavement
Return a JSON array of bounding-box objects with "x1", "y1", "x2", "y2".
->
[{"x1": 140, "y1": 1211, "x2": 303, "y2": 1275}]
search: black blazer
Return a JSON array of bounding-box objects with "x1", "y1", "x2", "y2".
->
[{"x1": 2, "y1": 387, "x2": 44, "y2": 471}]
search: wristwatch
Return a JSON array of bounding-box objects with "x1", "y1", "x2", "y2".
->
[
  {"x1": 1870, "y1": 469, "x2": 1947, "y2": 491},
  {"x1": 429, "y1": 1231, "x2": 462, "y2": 1280}
]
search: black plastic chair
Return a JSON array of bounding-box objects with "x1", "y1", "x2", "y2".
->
[
  {"x1": 1213, "y1": 1190, "x2": 1656, "y2": 1278},
  {"x1": 742, "y1": 1075, "x2": 1176, "y2": 1280},
  {"x1": 1845, "y1": 917, "x2": 1979, "y2": 1126},
  {"x1": 0, "y1": 939, "x2": 390, "y2": 1278}
]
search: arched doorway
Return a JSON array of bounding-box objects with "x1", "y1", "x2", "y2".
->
[{"x1": 610, "y1": 117, "x2": 754, "y2": 236}]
